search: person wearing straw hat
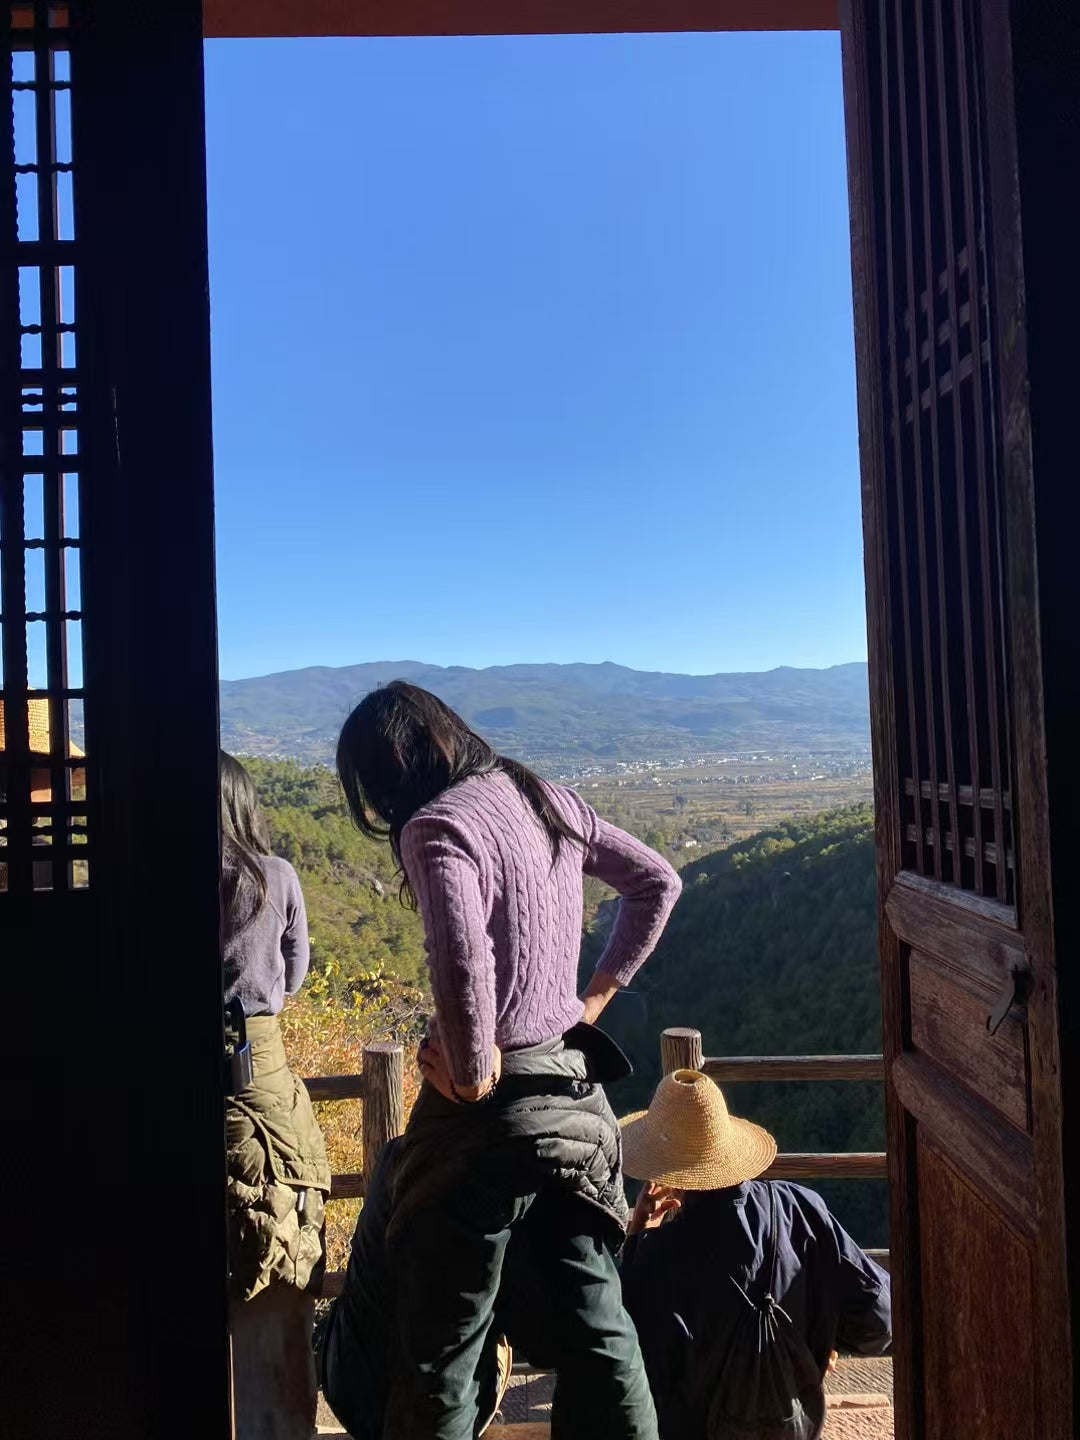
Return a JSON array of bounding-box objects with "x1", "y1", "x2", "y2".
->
[{"x1": 618, "y1": 1070, "x2": 891, "y2": 1440}]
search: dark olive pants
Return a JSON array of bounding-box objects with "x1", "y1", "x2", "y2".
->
[
  {"x1": 322, "y1": 1141, "x2": 658, "y2": 1440},
  {"x1": 385, "y1": 1183, "x2": 658, "y2": 1440}
]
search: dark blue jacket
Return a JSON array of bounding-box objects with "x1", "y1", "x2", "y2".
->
[{"x1": 620, "y1": 1180, "x2": 891, "y2": 1439}]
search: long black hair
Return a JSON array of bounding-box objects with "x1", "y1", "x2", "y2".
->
[
  {"x1": 220, "y1": 750, "x2": 272, "y2": 931},
  {"x1": 336, "y1": 681, "x2": 584, "y2": 900}
]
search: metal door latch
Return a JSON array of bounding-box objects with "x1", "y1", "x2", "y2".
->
[{"x1": 986, "y1": 963, "x2": 1031, "y2": 1036}]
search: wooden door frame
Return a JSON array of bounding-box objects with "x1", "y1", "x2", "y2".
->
[
  {"x1": 204, "y1": 3, "x2": 1080, "y2": 1428},
  {"x1": 1000, "y1": 6, "x2": 1080, "y2": 1423},
  {"x1": 981, "y1": 8, "x2": 1077, "y2": 1434},
  {"x1": 836, "y1": 0, "x2": 914, "y2": 1424},
  {"x1": 5, "y1": 2, "x2": 1075, "y2": 1436}
]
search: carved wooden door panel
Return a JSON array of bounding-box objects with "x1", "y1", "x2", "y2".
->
[{"x1": 840, "y1": 2, "x2": 1071, "y2": 1437}]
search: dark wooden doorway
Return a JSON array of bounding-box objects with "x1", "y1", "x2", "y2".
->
[{"x1": 3, "y1": 2, "x2": 1076, "y2": 1437}]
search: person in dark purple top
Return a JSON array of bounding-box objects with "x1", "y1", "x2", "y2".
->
[{"x1": 335, "y1": 681, "x2": 681, "y2": 1440}]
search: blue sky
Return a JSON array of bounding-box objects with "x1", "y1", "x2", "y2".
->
[{"x1": 204, "y1": 33, "x2": 864, "y2": 682}]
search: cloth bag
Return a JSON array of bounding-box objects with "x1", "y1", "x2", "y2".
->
[{"x1": 700, "y1": 1185, "x2": 827, "y2": 1440}]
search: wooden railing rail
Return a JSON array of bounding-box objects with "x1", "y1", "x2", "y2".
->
[
  {"x1": 303, "y1": 1074, "x2": 367, "y2": 1103},
  {"x1": 660, "y1": 1028, "x2": 885, "y2": 1085},
  {"x1": 329, "y1": 1172, "x2": 367, "y2": 1200},
  {"x1": 765, "y1": 1152, "x2": 886, "y2": 1180},
  {"x1": 705, "y1": 1055, "x2": 885, "y2": 1083}
]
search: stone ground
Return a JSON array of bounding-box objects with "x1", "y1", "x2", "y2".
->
[
  {"x1": 827, "y1": 1357, "x2": 893, "y2": 1400},
  {"x1": 491, "y1": 1357, "x2": 892, "y2": 1428},
  {"x1": 317, "y1": 1357, "x2": 894, "y2": 1437},
  {"x1": 819, "y1": 1396, "x2": 894, "y2": 1440}
]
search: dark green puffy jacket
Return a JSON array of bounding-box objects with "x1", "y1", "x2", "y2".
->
[{"x1": 226, "y1": 1015, "x2": 331, "y2": 1301}]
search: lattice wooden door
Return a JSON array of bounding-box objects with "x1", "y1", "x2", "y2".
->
[
  {"x1": 841, "y1": 1, "x2": 1071, "y2": 1436},
  {"x1": 2, "y1": 4, "x2": 229, "y2": 1435}
]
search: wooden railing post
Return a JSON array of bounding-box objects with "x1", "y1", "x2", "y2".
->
[
  {"x1": 362, "y1": 1042, "x2": 405, "y2": 1181},
  {"x1": 661, "y1": 1026, "x2": 704, "y2": 1075}
]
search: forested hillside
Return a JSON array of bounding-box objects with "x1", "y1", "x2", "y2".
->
[
  {"x1": 245, "y1": 758, "x2": 428, "y2": 1031},
  {"x1": 608, "y1": 805, "x2": 879, "y2": 1063}
]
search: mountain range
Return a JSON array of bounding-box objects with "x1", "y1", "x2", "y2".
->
[{"x1": 220, "y1": 659, "x2": 870, "y2": 769}]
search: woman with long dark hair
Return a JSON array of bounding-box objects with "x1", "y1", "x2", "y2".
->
[
  {"x1": 220, "y1": 751, "x2": 331, "y2": 1440},
  {"x1": 333, "y1": 682, "x2": 681, "y2": 1440}
]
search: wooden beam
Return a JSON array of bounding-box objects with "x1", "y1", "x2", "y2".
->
[
  {"x1": 704, "y1": 1054, "x2": 885, "y2": 1083},
  {"x1": 303, "y1": 1073, "x2": 366, "y2": 1103},
  {"x1": 329, "y1": 1172, "x2": 366, "y2": 1199},
  {"x1": 766, "y1": 1151, "x2": 887, "y2": 1179},
  {"x1": 203, "y1": 0, "x2": 839, "y2": 39}
]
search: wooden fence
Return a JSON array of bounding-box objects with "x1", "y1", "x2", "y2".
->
[{"x1": 306, "y1": 1026, "x2": 889, "y2": 1298}]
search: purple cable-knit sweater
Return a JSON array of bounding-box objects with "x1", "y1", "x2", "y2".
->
[{"x1": 400, "y1": 770, "x2": 682, "y2": 1087}]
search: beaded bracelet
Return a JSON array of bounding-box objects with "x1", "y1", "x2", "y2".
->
[{"x1": 450, "y1": 1074, "x2": 499, "y2": 1105}]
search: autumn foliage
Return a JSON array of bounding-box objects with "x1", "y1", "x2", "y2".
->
[{"x1": 280, "y1": 969, "x2": 423, "y2": 1273}]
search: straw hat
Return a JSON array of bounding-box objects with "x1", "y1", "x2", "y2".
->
[
  {"x1": 0, "y1": 698, "x2": 84, "y2": 757},
  {"x1": 620, "y1": 1069, "x2": 777, "y2": 1191}
]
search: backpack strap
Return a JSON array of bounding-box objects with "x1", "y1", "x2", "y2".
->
[
  {"x1": 765, "y1": 1182, "x2": 780, "y2": 1302},
  {"x1": 729, "y1": 1184, "x2": 782, "y2": 1312}
]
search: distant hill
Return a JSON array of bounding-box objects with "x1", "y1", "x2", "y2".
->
[{"x1": 221, "y1": 659, "x2": 870, "y2": 768}]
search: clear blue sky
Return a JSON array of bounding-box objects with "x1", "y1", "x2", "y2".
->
[{"x1": 204, "y1": 33, "x2": 865, "y2": 682}]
